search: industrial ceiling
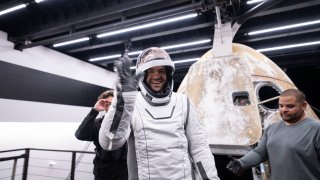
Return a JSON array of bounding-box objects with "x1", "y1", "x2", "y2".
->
[{"x1": 0, "y1": 0, "x2": 320, "y2": 113}]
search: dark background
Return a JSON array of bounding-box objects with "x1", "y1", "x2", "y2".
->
[{"x1": 0, "y1": 0, "x2": 319, "y2": 115}]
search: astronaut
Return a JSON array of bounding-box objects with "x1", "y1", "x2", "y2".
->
[{"x1": 99, "y1": 47, "x2": 219, "y2": 180}]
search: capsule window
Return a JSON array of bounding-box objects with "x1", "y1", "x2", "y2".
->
[
  {"x1": 255, "y1": 82, "x2": 281, "y2": 111},
  {"x1": 233, "y1": 92, "x2": 250, "y2": 106}
]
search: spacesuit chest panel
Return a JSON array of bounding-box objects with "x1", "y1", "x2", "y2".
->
[{"x1": 132, "y1": 93, "x2": 191, "y2": 179}]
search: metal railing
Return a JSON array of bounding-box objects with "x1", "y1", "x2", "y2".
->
[{"x1": 0, "y1": 148, "x2": 95, "y2": 180}]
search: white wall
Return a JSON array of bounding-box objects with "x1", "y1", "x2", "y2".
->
[
  {"x1": 0, "y1": 31, "x2": 116, "y2": 88},
  {"x1": 0, "y1": 31, "x2": 115, "y2": 179}
]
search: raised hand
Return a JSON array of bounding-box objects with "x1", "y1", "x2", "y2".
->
[
  {"x1": 94, "y1": 99, "x2": 109, "y2": 111},
  {"x1": 117, "y1": 54, "x2": 143, "y2": 92}
]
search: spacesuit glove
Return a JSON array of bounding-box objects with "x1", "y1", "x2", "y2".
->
[
  {"x1": 226, "y1": 159, "x2": 243, "y2": 176},
  {"x1": 116, "y1": 54, "x2": 143, "y2": 92}
]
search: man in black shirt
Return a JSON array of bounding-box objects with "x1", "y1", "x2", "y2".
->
[{"x1": 75, "y1": 90, "x2": 128, "y2": 180}]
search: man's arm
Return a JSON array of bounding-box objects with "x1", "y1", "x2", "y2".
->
[
  {"x1": 238, "y1": 129, "x2": 269, "y2": 168},
  {"x1": 185, "y1": 98, "x2": 220, "y2": 180},
  {"x1": 313, "y1": 122, "x2": 320, "y2": 161},
  {"x1": 99, "y1": 54, "x2": 142, "y2": 151},
  {"x1": 75, "y1": 108, "x2": 99, "y2": 141},
  {"x1": 226, "y1": 129, "x2": 269, "y2": 176},
  {"x1": 99, "y1": 90, "x2": 136, "y2": 150}
]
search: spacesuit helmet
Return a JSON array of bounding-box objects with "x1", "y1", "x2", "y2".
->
[{"x1": 136, "y1": 47, "x2": 175, "y2": 104}]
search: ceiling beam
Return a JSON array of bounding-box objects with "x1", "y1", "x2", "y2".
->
[
  {"x1": 14, "y1": 3, "x2": 201, "y2": 50},
  {"x1": 13, "y1": 0, "x2": 173, "y2": 40},
  {"x1": 253, "y1": 0, "x2": 320, "y2": 17}
]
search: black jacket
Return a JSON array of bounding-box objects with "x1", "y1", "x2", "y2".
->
[{"x1": 75, "y1": 109, "x2": 128, "y2": 179}]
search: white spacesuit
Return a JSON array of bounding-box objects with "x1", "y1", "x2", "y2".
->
[{"x1": 99, "y1": 47, "x2": 219, "y2": 180}]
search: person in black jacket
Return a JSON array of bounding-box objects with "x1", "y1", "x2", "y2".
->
[{"x1": 75, "y1": 90, "x2": 128, "y2": 180}]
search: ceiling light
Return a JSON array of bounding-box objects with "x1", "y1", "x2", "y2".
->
[
  {"x1": 247, "y1": 0, "x2": 264, "y2": 5},
  {"x1": 127, "y1": 39, "x2": 211, "y2": 56},
  {"x1": 53, "y1": 37, "x2": 90, "y2": 47},
  {"x1": 248, "y1": 20, "x2": 320, "y2": 35},
  {"x1": 161, "y1": 39, "x2": 211, "y2": 50},
  {"x1": 128, "y1": 51, "x2": 143, "y2": 56},
  {"x1": 96, "y1": 13, "x2": 198, "y2": 38},
  {"x1": 90, "y1": 39, "x2": 210, "y2": 62},
  {"x1": 35, "y1": 0, "x2": 46, "y2": 3},
  {"x1": 0, "y1": 4, "x2": 26, "y2": 16},
  {"x1": 89, "y1": 54, "x2": 122, "y2": 62},
  {"x1": 174, "y1": 58, "x2": 199, "y2": 64},
  {"x1": 130, "y1": 58, "x2": 199, "y2": 69},
  {"x1": 257, "y1": 40, "x2": 320, "y2": 52}
]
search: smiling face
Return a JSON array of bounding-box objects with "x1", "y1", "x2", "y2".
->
[
  {"x1": 145, "y1": 66, "x2": 167, "y2": 93},
  {"x1": 279, "y1": 95, "x2": 307, "y2": 124}
]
